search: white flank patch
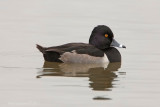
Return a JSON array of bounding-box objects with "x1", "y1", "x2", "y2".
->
[{"x1": 59, "y1": 50, "x2": 109, "y2": 64}]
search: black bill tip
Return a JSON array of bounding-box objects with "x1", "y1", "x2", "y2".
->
[{"x1": 122, "y1": 45, "x2": 126, "y2": 48}]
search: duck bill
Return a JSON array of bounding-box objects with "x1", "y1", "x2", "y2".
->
[{"x1": 110, "y1": 38, "x2": 126, "y2": 48}]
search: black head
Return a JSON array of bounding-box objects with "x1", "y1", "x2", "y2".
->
[{"x1": 89, "y1": 25, "x2": 114, "y2": 49}]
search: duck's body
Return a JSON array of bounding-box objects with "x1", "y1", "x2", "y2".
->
[
  {"x1": 37, "y1": 25, "x2": 125, "y2": 63},
  {"x1": 37, "y1": 43, "x2": 121, "y2": 63}
]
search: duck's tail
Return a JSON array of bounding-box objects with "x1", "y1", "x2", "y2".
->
[{"x1": 36, "y1": 44, "x2": 45, "y2": 53}]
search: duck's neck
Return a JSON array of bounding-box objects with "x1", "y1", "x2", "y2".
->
[{"x1": 103, "y1": 47, "x2": 121, "y2": 63}]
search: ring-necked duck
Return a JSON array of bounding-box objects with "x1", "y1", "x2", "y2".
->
[{"x1": 36, "y1": 25, "x2": 126, "y2": 63}]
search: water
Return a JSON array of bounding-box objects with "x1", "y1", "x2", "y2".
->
[{"x1": 0, "y1": 0, "x2": 160, "y2": 107}]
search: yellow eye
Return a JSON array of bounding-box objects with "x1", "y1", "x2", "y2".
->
[{"x1": 105, "y1": 34, "x2": 108, "y2": 37}]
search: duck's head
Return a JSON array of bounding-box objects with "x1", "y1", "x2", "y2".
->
[{"x1": 89, "y1": 25, "x2": 126, "y2": 49}]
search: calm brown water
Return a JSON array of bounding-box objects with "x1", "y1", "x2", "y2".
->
[{"x1": 0, "y1": 0, "x2": 160, "y2": 107}]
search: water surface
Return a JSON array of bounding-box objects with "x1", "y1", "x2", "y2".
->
[{"x1": 0, "y1": 0, "x2": 160, "y2": 107}]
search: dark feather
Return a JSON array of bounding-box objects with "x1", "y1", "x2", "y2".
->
[
  {"x1": 104, "y1": 47, "x2": 121, "y2": 62},
  {"x1": 36, "y1": 43, "x2": 105, "y2": 62}
]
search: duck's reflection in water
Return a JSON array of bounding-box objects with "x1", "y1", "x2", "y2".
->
[
  {"x1": 88, "y1": 63, "x2": 120, "y2": 91},
  {"x1": 37, "y1": 62, "x2": 121, "y2": 92}
]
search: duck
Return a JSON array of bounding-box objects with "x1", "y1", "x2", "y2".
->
[{"x1": 36, "y1": 25, "x2": 126, "y2": 63}]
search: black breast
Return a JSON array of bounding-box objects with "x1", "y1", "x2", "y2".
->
[{"x1": 104, "y1": 47, "x2": 121, "y2": 62}]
